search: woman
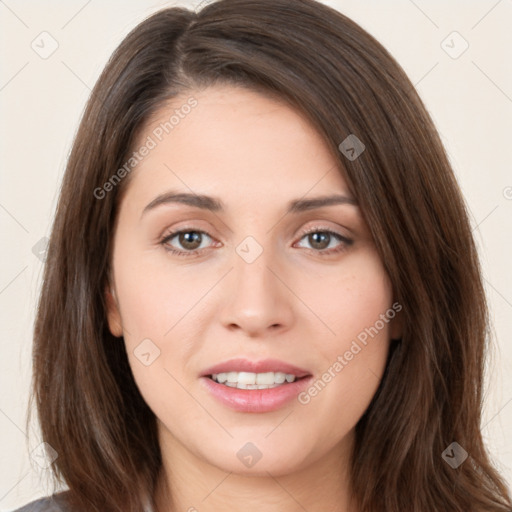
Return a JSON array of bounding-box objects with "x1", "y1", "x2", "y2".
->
[{"x1": 17, "y1": 0, "x2": 512, "y2": 511}]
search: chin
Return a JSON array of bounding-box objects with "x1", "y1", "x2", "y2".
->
[{"x1": 199, "y1": 436, "x2": 317, "y2": 477}]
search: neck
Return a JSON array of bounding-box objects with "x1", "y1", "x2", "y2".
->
[{"x1": 153, "y1": 423, "x2": 358, "y2": 512}]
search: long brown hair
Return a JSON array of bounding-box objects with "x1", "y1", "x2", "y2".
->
[{"x1": 28, "y1": 1, "x2": 512, "y2": 511}]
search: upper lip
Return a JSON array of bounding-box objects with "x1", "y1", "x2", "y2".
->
[{"x1": 201, "y1": 358, "x2": 311, "y2": 378}]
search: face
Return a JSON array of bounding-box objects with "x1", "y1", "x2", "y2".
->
[{"x1": 106, "y1": 84, "x2": 401, "y2": 477}]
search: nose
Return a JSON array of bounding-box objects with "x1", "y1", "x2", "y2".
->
[{"x1": 219, "y1": 249, "x2": 295, "y2": 338}]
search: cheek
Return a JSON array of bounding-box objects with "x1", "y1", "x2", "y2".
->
[
  {"x1": 113, "y1": 256, "x2": 203, "y2": 427},
  {"x1": 301, "y1": 248, "x2": 394, "y2": 344},
  {"x1": 112, "y1": 241, "x2": 211, "y2": 340},
  {"x1": 110, "y1": 239, "x2": 207, "y2": 399},
  {"x1": 296, "y1": 249, "x2": 393, "y2": 428}
]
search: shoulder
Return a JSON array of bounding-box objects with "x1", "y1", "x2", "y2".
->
[{"x1": 11, "y1": 491, "x2": 72, "y2": 512}]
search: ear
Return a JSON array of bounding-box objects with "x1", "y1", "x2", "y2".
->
[
  {"x1": 388, "y1": 303, "x2": 403, "y2": 340},
  {"x1": 105, "y1": 285, "x2": 123, "y2": 337}
]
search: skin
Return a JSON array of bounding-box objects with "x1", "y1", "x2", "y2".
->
[{"x1": 106, "y1": 84, "x2": 402, "y2": 512}]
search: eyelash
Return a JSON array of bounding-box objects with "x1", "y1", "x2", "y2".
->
[{"x1": 159, "y1": 226, "x2": 353, "y2": 258}]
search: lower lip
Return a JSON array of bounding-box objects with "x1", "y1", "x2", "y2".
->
[{"x1": 200, "y1": 376, "x2": 313, "y2": 413}]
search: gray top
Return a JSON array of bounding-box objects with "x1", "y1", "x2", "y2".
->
[{"x1": 12, "y1": 492, "x2": 71, "y2": 512}]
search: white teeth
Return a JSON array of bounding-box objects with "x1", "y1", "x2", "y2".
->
[
  {"x1": 274, "y1": 372, "x2": 286, "y2": 384},
  {"x1": 256, "y1": 372, "x2": 274, "y2": 385},
  {"x1": 211, "y1": 371, "x2": 298, "y2": 388},
  {"x1": 237, "y1": 372, "x2": 256, "y2": 385}
]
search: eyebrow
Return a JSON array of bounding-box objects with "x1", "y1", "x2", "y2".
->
[{"x1": 141, "y1": 190, "x2": 358, "y2": 218}]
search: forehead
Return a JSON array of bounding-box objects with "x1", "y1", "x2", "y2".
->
[{"x1": 125, "y1": 84, "x2": 349, "y2": 207}]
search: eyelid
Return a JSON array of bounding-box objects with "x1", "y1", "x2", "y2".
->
[{"x1": 298, "y1": 223, "x2": 351, "y2": 239}]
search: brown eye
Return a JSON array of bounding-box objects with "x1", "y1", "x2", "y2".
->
[
  {"x1": 160, "y1": 229, "x2": 214, "y2": 256},
  {"x1": 307, "y1": 232, "x2": 331, "y2": 250},
  {"x1": 176, "y1": 231, "x2": 203, "y2": 250},
  {"x1": 295, "y1": 228, "x2": 353, "y2": 255}
]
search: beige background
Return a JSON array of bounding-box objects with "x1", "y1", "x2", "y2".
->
[{"x1": 1, "y1": 0, "x2": 511, "y2": 509}]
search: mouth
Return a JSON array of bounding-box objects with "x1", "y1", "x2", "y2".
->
[
  {"x1": 199, "y1": 358, "x2": 313, "y2": 412},
  {"x1": 208, "y1": 371, "x2": 309, "y2": 389},
  {"x1": 200, "y1": 357, "x2": 311, "y2": 385}
]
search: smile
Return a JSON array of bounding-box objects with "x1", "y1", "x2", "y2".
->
[{"x1": 210, "y1": 371, "x2": 300, "y2": 389}]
